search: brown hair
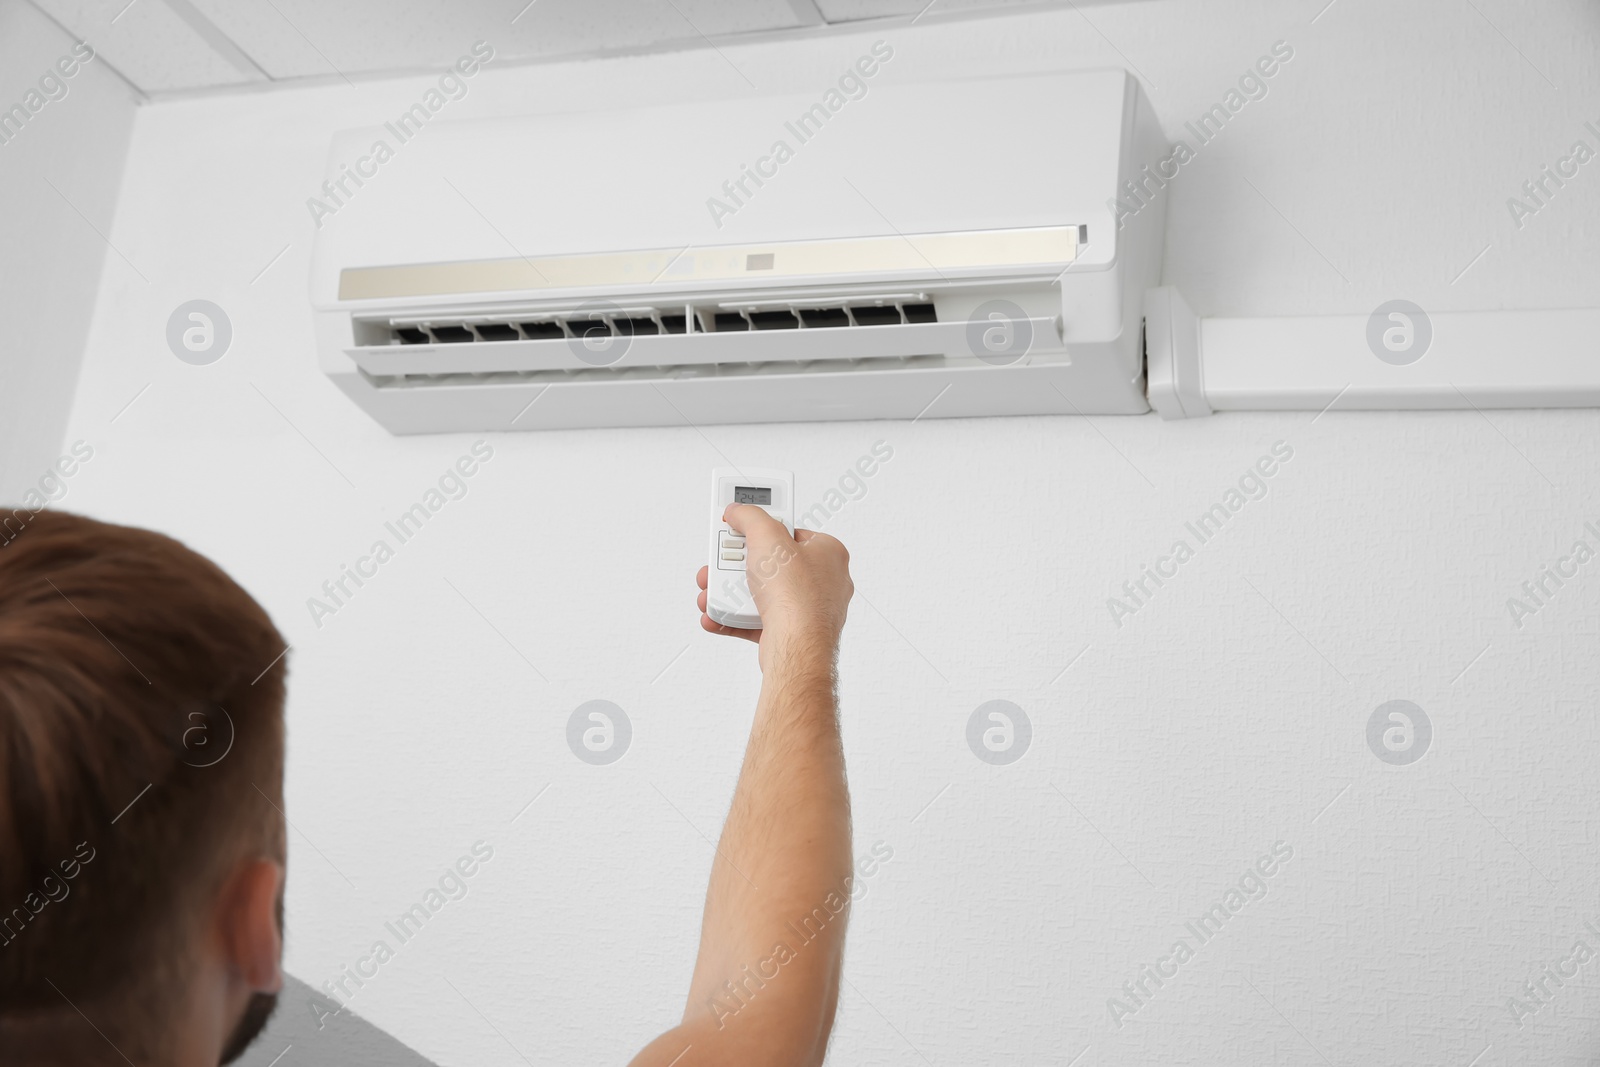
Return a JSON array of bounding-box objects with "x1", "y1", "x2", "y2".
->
[{"x1": 0, "y1": 511, "x2": 289, "y2": 1013}]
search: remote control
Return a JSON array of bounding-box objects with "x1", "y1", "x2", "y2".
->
[{"x1": 707, "y1": 467, "x2": 795, "y2": 630}]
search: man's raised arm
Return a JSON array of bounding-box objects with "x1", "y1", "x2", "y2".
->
[{"x1": 631, "y1": 504, "x2": 854, "y2": 1067}]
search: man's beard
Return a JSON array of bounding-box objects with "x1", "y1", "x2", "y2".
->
[
  {"x1": 218, "y1": 886, "x2": 284, "y2": 1064},
  {"x1": 219, "y1": 991, "x2": 279, "y2": 1064}
]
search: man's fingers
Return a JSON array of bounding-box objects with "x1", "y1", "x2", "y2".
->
[
  {"x1": 696, "y1": 567, "x2": 760, "y2": 642},
  {"x1": 700, "y1": 612, "x2": 762, "y2": 642},
  {"x1": 793, "y1": 528, "x2": 847, "y2": 565},
  {"x1": 723, "y1": 503, "x2": 790, "y2": 542}
]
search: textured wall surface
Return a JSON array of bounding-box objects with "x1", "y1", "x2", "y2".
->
[
  {"x1": 0, "y1": 0, "x2": 136, "y2": 505},
  {"x1": 48, "y1": 0, "x2": 1600, "y2": 1063}
]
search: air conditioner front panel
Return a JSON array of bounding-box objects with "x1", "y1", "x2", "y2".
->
[
  {"x1": 310, "y1": 72, "x2": 1130, "y2": 305},
  {"x1": 348, "y1": 319, "x2": 1065, "y2": 376},
  {"x1": 335, "y1": 225, "x2": 1082, "y2": 302}
]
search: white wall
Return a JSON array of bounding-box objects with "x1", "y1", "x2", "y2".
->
[
  {"x1": 57, "y1": 0, "x2": 1600, "y2": 1063},
  {"x1": 0, "y1": 0, "x2": 136, "y2": 504}
]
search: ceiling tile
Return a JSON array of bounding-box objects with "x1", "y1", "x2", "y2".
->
[
  {"x1": 816, "y1": 0, "x2": 1082, "y2": 20},
  {"x1": 184, "y1": 0, "x2": 810, "y2": 83},
  {"x1": 815, "y1": 0, "x2": 923, "y2": 16},
  {"x1": 32, "y1": 0, "x2": 263, "y2": 91},
  {"x1": 32, "y1": 0, "x2": 1096, "y2": 95}
]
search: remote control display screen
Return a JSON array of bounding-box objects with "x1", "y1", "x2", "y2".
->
[{"x1": 733, "y1": 486, "x2": 772, "y2": 505}]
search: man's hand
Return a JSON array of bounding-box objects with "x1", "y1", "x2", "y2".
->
[
  {"x1": 695, "y1": 504, "x2": 852, "y2": 672},
  {"x1": 639, "y1": 512, "x2": 854, "y2": 1067}
]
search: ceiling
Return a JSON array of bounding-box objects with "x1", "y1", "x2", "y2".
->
[{"x1": 28, "y1": 0, "x2": 1062, "y2": 95}]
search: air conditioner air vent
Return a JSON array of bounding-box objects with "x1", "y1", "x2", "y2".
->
[
  {"x1": 799, "y1": 308, "x2": 848, "y2": 328},
  {"x1": 851, "y1": 306, "x2": 900, "y2": 326},
  {"x1": 569, "y1": 319, "x2": 611, "y2": 340},
  {"x1": 377, "y1": 298, "x2": 940, "y2": 347},
  {"x1": 749, "y1": 310, "x2": 798, "y2": 330}
]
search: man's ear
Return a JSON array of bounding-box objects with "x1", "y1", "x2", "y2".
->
[{"x1": 216, "y1": 859, "x2": 285, "y2": 993}]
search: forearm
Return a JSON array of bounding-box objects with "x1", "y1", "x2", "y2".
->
[
  {"x1": 684, "y1": 635, "x2": 852, "y2": 1055},
  {"x1": 639, "y1": 520, "x2": 855, "y2": 1067}
]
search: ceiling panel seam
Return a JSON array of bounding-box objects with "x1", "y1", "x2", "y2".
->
[
  {"x1": 22, "y1": 0, "x2": 151, "y2": 102},
  {"x1": 158, "y1": 0, "x2": 272, "y2": 80}
]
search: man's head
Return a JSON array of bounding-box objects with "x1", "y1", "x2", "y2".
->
[{"x1": 0, "y1": 511, "x2": 289, "y2": 1063}]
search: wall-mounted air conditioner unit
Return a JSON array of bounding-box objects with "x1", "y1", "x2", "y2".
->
[{"x1": 311, "y1": 69, "x2": 1166, "y2": 433}]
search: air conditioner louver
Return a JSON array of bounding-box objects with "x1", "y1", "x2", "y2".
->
[{"x1": 381, "y1": 300, "x2": 941, "y2": 347}]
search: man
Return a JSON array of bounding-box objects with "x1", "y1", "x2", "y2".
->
[{"x1": 0, "y1": 505, "x2": 854, "y2": 1066}]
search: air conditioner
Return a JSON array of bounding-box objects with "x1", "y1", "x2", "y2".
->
[{"x1": 311, "y1": 68, "x2": 1167, "y2": 433}]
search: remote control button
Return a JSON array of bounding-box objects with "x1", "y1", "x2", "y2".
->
[
  {"x1": 722, "y1": 537, "x2": 744, "y2": 549},
  {"x1": 721, "y1": 550, "x2": 745, "y2": 561}
]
